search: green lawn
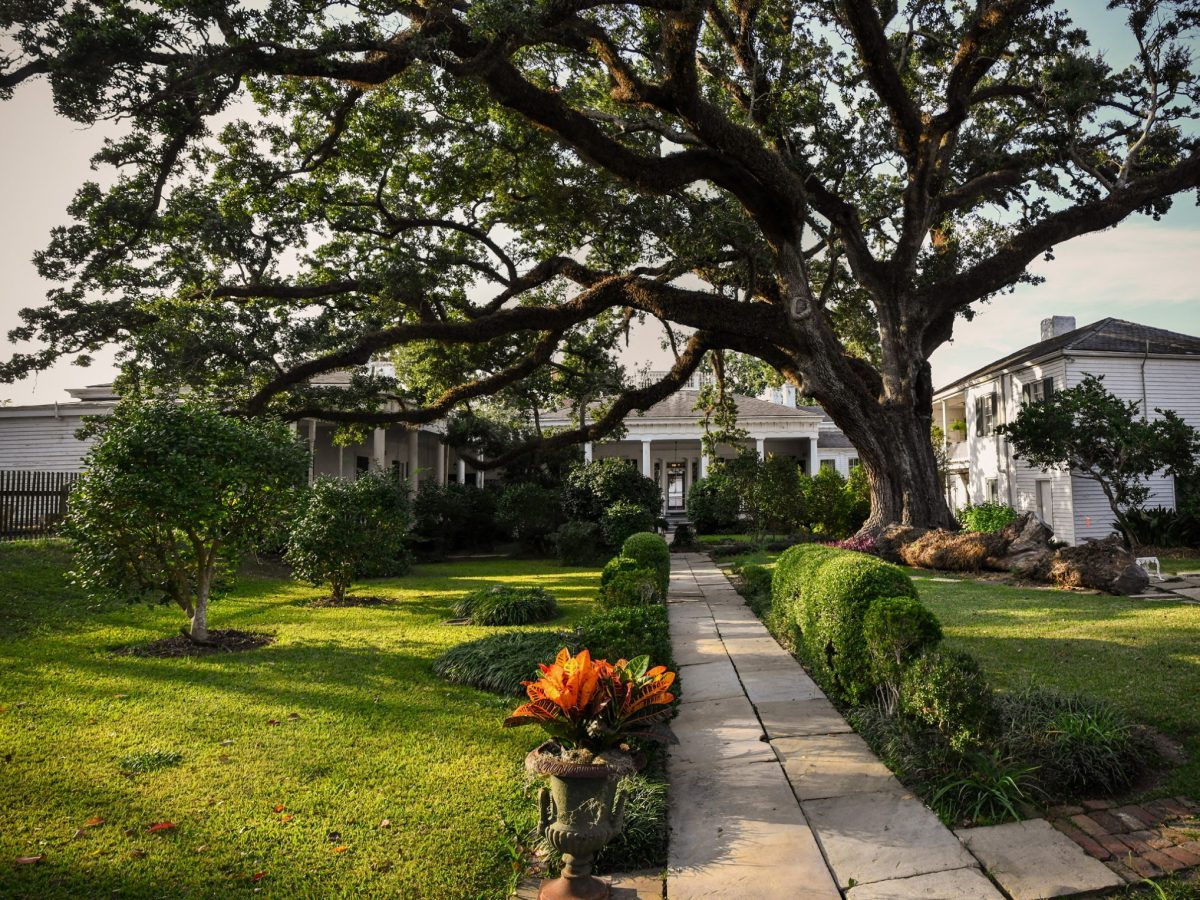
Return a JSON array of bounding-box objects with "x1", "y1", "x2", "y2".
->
[
  {"x1": 914, "y1": 574, "x2": 1200, "y2": 800},
  {"x1": 0, "y1": 541, "x2": 600, "y2": 899}
]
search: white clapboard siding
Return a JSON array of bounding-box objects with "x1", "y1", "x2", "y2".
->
[
  {"x1": 1009, "y1": 361, "x2": 1075, "y2": 543},
  {"x1": 0, "y1": 414, "x2": 98, "y2": 472},
  {"x1": 1066, "y1": 355, "x2": 1194, "y2": 541}
]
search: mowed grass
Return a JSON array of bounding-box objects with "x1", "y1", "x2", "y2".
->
[
  {"x1": 0, "y1": 541, "x2": 600, "y2": 899},
  {"x1": 912, "y1": 574, "x2": 1200, "y2": 800}
]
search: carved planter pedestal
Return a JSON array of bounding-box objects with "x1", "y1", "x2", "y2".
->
[{"x1": 526, "y1": 742, "x2": 635, "y2": 900}]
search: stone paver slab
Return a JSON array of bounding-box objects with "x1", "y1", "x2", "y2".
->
[
  {"x1": 668, "y1": 603, "x2": 713, "y2": 618},
  {"x1": 721, "y1": 637, "x2": 795, "y2": 670},
  {"x1": 669, "y1": 760, "x2": 841, "y2": 899},
  {"x1": 805, "y1": 790, "x2": 977, "y2": 888},
  {"x1": 957, "y1": 818, "x2": 1124, "y2": 900},
  {"x1": 844, "y1": 867, "x2": 1002, "y2": 899},
  {"x1": 774, "y1": 732, "x2": 901, "y2": 800},
  {"x1": 670, "y1": 616, "x2": 720, "y2": 640},
  {"x1": 758, "y1": 698, "x2": 853, "y2": 738},
  {"x1": 677, "y1": 658, "x2": 746, "y2": 704},
  {"x1": 672, "y1": 637, "x2": 730, "y2": 667},
  {"x1": 669, "y1": 695, "x2": 775, "y2": 767},
  {"x1": 738, "y1": 667, "x2": 824, "y2": 705}
]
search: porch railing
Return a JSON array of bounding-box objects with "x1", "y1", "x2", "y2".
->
[{"x1": 0, "y1": 470, "x2": 80, "y2": 542}]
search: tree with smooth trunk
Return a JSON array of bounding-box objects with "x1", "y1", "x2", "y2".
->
[
  {"x1": 3, "y1": 1, "x2": 1199, "y2": 532},
  {"x1": 64, "y1": 399, "x2": 309, "y2": 642}
]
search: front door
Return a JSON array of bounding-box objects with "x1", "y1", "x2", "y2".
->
[{"x1": 666, "y1": 462, "x2": 686, "y2": 510}]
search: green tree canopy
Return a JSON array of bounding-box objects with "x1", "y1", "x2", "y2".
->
[
  {"x1": 3, "y1": 1, "x2": 1199, "y2": 532},
  {"x1": 64, "y1": 399, "x2": 309, "y2": 642}
]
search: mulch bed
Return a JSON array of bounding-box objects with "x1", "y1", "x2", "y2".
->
[
  {"x1": 1046, "y1": 796, "x2": 1200, "y2": 882},
  {"x1": 304, "y1": 595, "x2": 391, "y2": 608},
  {"x1": 112, "y1": 629, "x2": 275, "y2": 658}
]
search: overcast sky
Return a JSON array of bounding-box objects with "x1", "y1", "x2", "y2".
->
[{"x1": 1, "y1": 2, "x2": 1197, "y2": 405}]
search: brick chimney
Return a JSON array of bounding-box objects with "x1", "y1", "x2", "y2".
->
[{"x1": 1040, "y1": 316, "x2": 1077, "y2": 341}]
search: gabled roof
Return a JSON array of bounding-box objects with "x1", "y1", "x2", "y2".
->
[
  {"x1": 542, "y1": 389, "x2": 821, "y2": 423},
  {"x1": 936, "y1": 318, "x2": 1200, "y2": 396}
]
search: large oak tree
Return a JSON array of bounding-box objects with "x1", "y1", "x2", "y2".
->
[{"x1": 2, "y1": 0, "x2": 1198, "y2": 530}]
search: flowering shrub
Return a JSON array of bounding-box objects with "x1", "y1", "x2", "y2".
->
[
  {"x1": 823, "y1": 534, "x2": 878, "y2": 555},
  {"x1": 504, "y1": 648, "x2": 677, "y2": 751}
]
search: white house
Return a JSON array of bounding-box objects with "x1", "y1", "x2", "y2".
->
[
  {"x1": 541, "y1": 388, "x2": 861, "y2": 521},
  {"x1": 933, "y1": 316, "x2": 1200, "y2": 545},
  {"x1": 0, "y1": 375, "x2": 863, "y2": 521}
]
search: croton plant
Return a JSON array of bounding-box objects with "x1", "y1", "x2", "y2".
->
[{"x1": 504, "y1": 648, "x2": 677, "y2": 752}]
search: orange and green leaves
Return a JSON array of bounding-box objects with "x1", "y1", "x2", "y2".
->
[{"x1": 503, "y1": 648, "x2": 676, "y2": 751}]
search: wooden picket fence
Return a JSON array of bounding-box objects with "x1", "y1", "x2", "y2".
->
[{"x1": 0, "y1": 470, "x2": 80, "y2": 541}]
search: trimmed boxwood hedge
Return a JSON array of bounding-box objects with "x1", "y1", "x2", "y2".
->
[
  {"x1": 600, "y1": 555, "x2": 643, "y2": 589},
  {"x1": 769, "y1": 544, "x2": 842, "y2": 643},
  {"x1": 620, "y1": 532, "x2": 670, "y2": 597}
]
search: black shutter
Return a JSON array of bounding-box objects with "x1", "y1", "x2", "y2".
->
[
  {"x1": 1022, "y1": 383, "x2": 1031, "y2": 404},
  {"x1": 1043, "y1": 377, "x2": 1055, "y2": 399},
  {"x1": 975, "y1": 398, "x2": 984, "y2": 435}
]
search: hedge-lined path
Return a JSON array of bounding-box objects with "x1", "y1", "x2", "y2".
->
[{"x1": 665, "y1": 553, "x2": 1019, "y2": 899}]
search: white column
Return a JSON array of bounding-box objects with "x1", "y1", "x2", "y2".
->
[
  {"x1": 307, "y1": 418, "x2": 318, "y2": 485},
  {"x1": 456, "y1": 457, "x2": 466, "y2": 484},
  {"x1": 373, "y1": 427, "x2": 386, "y2": 470},
  {"x1": 337, "y1": 445, "x2": 345, "y2": 481},
  {"x1": 583, "y1": 441, "x2": 593, "y2": 463},
  {"x1": 700, "y1": 453, "x2": 709, "y2": 478},
  {"x1": 641, "y1": 440, "x2": 651, "y2": 477},
  {"x1": 435, "y1": 441, "x2": 446, "y2": 485},
  {"x1": 808, "y1": 436, "x2": 819, "y2": 475},
  {"x1": 477, "y1": 465, "x2": 485, "y2": 488},
  {"x1": 408, "y1": 428, "x2": 420, "y2": 492},
  {"x1": 756, "y1": 437, "x2": 765, "y2": 460}
]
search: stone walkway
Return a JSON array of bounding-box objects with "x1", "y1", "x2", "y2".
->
[{"x1": 666, "y1": 553, "x2": 1001, "y2": 898}]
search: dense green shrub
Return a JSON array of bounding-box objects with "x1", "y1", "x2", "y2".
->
[
  {"x1": 413, "y1": 482, "x2": 497, "y2": 553},
  {"x1": 740, "y1": 564, "x2": 773, "y2": 601},
  {"x1": 768, "y1": 543, "x2": 843, "y2": 646},
  {"x1": 600, "y1": 555, "x2": 642, "y2": 589},
  {"x1": 600, "y1": 568, "x2": 660, "y2": 609},
  {"x1": 601, "y1": 500, "x2": 657, "y2": 550},
  {"x1": 1118, "y1": 505, "x2": 1200, "y2": 548},
  {"x1": 452, "y1": 585, "x2": 558, "y2": 626},
  {"x1": 998, "y1": 686, "x2": 1147, "y2": 797},
  {"x1": 562, "y1": 459, "x2": 661, "y2": 524},
  {"x1": 900, "y1": 649, "x2": 998, "y2": 751},
  {"x1": 433, "y1": 630, "x2": 574, "y2": 695},
  {"x1": 555, "y1": 521, "x2": 604, "y2": 565},
  {"x1": 621, "y1": 532, "x2": 670, "y2": 597},
  {"x1": 863, "y1": 596, "x2": 943, "y2": 711},
  {"x1": 577, "y1": 605, "x2": 673, "y2": 671},
  {"x1": 844, "y1": 465, "x2": 872, "y2": 534},
  {"x1": 805, "y1": 465, "x2": 856, "y2": 537},
  {"x1": 65, "y1": 399, "x2": 309, "y2": 642},
  {"x1": 495, "y1": 483, "x2": 563, "y2": 553},
  {"x1": 959, "y1": 502, "x2": 1018, "y2": 533},
  {"x1": 798, "y1": 552, "x2": 918, "y2": 704},
  {"x1": 287, "y1": 473, "x2": 414, "y2": 602},
  {"x1": 685, "y1": 473, "x2": 741, "y2": 533},
  {"x1": 930, "y1": 749, "x2": 1041, "y2": 826}
]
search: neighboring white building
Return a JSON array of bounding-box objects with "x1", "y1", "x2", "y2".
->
[
  {"x1": 933, "y1": 316, "x2": 1200, "y2": 545},
  {"x1": 541, "y1": 389, "x2": 861, "y2": 520}
]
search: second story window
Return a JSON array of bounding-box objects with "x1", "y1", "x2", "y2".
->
[
  {"x1": 1022, "y1": 377, "x2": 1055, "y2": 405},
  {"x1": 974, "y1": 393, "x2": 998, "y2": 436}
]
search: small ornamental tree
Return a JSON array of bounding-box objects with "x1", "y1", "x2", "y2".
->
[
  {"x1": 998, "y1": 375, "x2": 1200, "y2": 546},
  {"x1": 64, "y1": 400, "x2": 308, "y2": 643},
  {"x1": 286, "y1": 473, "x2": 413, "y2": 603},
  {"x1": 562, "y1": 459, "x2": 662, "y2": 526}
]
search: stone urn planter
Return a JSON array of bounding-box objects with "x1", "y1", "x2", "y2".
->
[{"x1": 526, "y1": 741, "x2": 637, "y2": 900}]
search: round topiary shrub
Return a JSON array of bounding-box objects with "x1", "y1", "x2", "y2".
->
[
  {"x1": 453, "y1": 585, "x2": 559, "y2": 625},
  {"x1": 768, "y1": 543, "x2": 844, "y2": 648},
  {"x1": 900, "y1": 649, "x2": 998, "y2": 751},
  {"x1": 601, "y1": 501, "x2": 657, "y2": 550},
  {"x1": 799, "y1": 552, "x2": 918, "y2": 704},
  {"x1": 621, "y1": 532, "x2": 670, "y2": 597},
  {"x1": 433, "y1": 630, "x2": 575, "y2": 695},
  {"x1": 601, "y1": 555, "x2": 643, "y2": 589},
  {"x1": 863, "y1": 596, "x2": 943, "y2": 711},
  {"x1": 600, "y1": 567, "x2": 660, "y2": 609}
]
